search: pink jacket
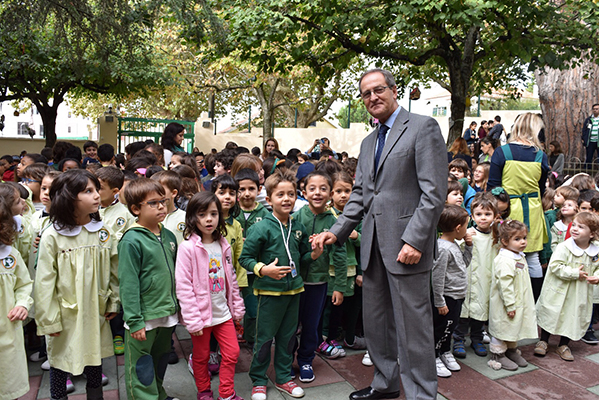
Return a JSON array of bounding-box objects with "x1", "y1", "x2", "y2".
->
[{"x1": 176, "y1": 233, "x2": 245, "y2": 333}]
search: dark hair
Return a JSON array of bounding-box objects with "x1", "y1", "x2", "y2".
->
[
  {"x1": 549, "y1": 140, "x2": 563, "y2": 155},
  {"x1": 591, "y1": 193, "x2": 599, "y2": 212},
  {"x1": 264, "y1": 169, "x2": 297, "y2": 197},
  {"x1": 0, "y1": 195, "x2": 16, "y2": 245},
  {"x1": 122, "y1": 178, "x2": 166, "y2": 215},
  {"x1": 448, "y1": 158, "x2": 470, "y2": 177},
  {"x1": 95, "y1": 166, "x2": 125, "y2": 190},
  {"x1": 1, "y1": 155, "x2": 14, "y2": 164},
  {"x1": 494, "y1": 219, "x2": 527, "y2": 246},
  {"x1": 57, "y1": 158, "x2": 81, "y2": 171},
  {"x1": 315, "y1": 158, "x2": 342, "y2": 177},
  {"x1": 125, "y1": 156, "x2": 153, "y2": 174},
  {"x1": 447, "y1": 180, "x2": 462, "y2": 196},
  {"x1": 262, "y1": 138, "x2": 280, "y2": 160},
  {"x1": 122, "y1": 169, "x2": 138, "y2": 182},
  {"x1": 98, "y1": 144, "x2": 115, "y2": 162},
  {"x1": 23, "y1": 163, "x2": 50, "y2": 182},
  {"x1": 64, "y1": 146, "x2": 82, "y2": 163},
  {"x1": 125, "y1": 141, "x2": 147, "y2": 158},
  {"x1": 41, "y1": 147, "x2": 53, "y2": 161},
  {"x1": 215, "y1": 149, "x2": 236, "y2": 172},
  {"x1": 49, "y1": 169, "x2": 101, "y2": 230},
  {"x1": 438, "y1": 205, "x2": 469, "y2": 233},
  {"x1": 160, "y1": 122, "x2": 186, "y2": 151},
  {"x1": 184, "y1": 192, "x2": 227, "y2": 241},
  {"x1": 251, "y1": 147, "x2": 261, "y2": 157},
  {"x1": 571, "y1": 174, "x2": 595, "y2": 191},
  {"x1": 490, "y1": 187, "x2": 511, "y2": 220},
  {"x1": 578, "y1": 189, "x2": 597, "y2": 207},
  {"x1": 172, "y1": 152, "x2": 201, "y2": 179},
  {"x1": 23, "y1": 153, "x2": 48, "y2": 164},
  {"x1": 204, "y1": 153, "x2": 216, "y2": 175},
  {"x1": 145, "y1": 165, "x2": 164, "y2": 178},
  {"x1": 495, "y1": 116, "x2": 501, "y2": 122},
  {"x1": 83, "y1": 141, "x2": 98, "y2": 151},
  {"x1": 225, "y1": 141, "x2": 238, "y2": 150},
  {"x1": 343, "y1": 157, "x2": 358, "y2": 178},
  {"x1": 332, "y1": 170, "x2": 353, "y2": 188},
  {"x1": 234, "y1": 168, "x2": 260, "y2": 189},
  {"x1": 151, "y1": 170, "x2": 182, "y2": 194},
  {"x1": 480, "y1": 136, "x2": 496, "y2": 149},
  {"x1": 211, "y1": 174, "x2": 239, "y2": 218},
  {"x1": 145, "y1": 143, "x2": 165, "y2": 165},
  {"x1": 52, "y1": 141, "x2": 73, "y2": 164},
  {"x1": 5, "y1": 181, "x2": 29, "y2": 200},
  {"x1": 304, "y1": 170, "x2": 333, "y2": 192}
]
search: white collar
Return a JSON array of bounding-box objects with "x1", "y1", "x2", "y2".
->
[
  {"x1": 54, "y1": 219, "x2": 104, "y2": 237},
  {"x1": 565, "y1": 237, "x2": 599, "y2": 257},
  {"x1": 0, "y1": 244, "x2": 12, "y2": 259},
  {"x1": 554, "y1": 220, "x2": 568, "y2": 231},
  {"x1": 13, "y1": 215, "x2": 22, "y2": 232},
  {"x1": 499, "y1": 248, "x2": 526, "y2": 260}
]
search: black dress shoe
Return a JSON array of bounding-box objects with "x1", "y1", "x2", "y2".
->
[{"x1": 349, "y1": 386, "x2": 400, "y2": 400}]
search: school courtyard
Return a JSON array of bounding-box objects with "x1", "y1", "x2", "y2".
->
[{"x1": 23, "y1": 324, "x2": 599, "y2": 400}]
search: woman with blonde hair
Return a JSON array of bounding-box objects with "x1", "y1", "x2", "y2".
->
[{"x1": 488, "y1": 113, "x2": 550, "y2": 300}]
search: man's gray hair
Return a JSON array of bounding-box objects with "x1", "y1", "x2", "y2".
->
[{"x1": 358, "y1": 69, "x2": 397, "y2": 93}]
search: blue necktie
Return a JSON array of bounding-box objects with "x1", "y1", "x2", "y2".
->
[{"x1": 374, "y1": 124, "x2": 389, "y2": 170}]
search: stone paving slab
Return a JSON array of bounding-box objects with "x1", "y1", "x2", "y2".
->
[{"x1": 498, "y1": 369, "x2": 599, "y2": 400}]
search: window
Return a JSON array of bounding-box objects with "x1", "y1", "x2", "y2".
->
[
  {"x1": 68, "y1": 126, "x2": 72, "y2": 133},
  {"x1": 432, "y1": 106, "x2": 447, "y2": 117},
  {"x1": 17, "y1": 122, "x2": 30, "y2": 136},
  {"x1": 68, "y1": 112, "x2": 71, "y2": 118}
]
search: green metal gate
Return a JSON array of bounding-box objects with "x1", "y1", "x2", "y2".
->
[{"x1": 117, "y1": 118, "x2": 195, "y2": 154}]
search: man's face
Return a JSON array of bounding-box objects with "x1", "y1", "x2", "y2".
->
[
  {"x1": 360, "y1": 72, "x2": 398, "y2": 122},
  {"x1": 593, "y1": 105, "x2": 599, "y2": 117}
]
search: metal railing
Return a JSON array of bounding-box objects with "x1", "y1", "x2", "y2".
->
[{"x1": 117, "y1": 118, "x2": 195, "y2": 154}]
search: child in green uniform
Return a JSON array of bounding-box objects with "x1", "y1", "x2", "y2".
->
[
  {"x1": 240, "y1": 170, "x2": 323, "y2": 400},
  {"x1": 151, "y1": 170, "x2": 187, "y2": 245},
  {"x1": 34, "y1": 170, "x2": 120, "y2": 400},
  {"x1": 118, "y1": 178, "x2": 180, "y2": 400},
  {"x1": 235, "y1": 168, "x2": 270, "y2": 344}
]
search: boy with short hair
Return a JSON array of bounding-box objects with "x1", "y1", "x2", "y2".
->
[
  {"x1": 98, "y1": 144, "x2": 116, "y2": 167},
  {"x1": 150, "y1": 170, "x2": 186, "y2": 245},
  {"x1": 240, "y1": 170, "x2": 323, "y2": 400},
  {"x1": 119, "y1": 170, "x2": 139, "y2": 206},
  {"x1": 118, "y1": 178, "x2": 180, "y2": 400},
  {"x1": 96, "y1": 166, "x2": 134, "y2": 241}
]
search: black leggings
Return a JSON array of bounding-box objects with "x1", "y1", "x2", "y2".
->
[
  {"x1": 540, "y1": 329, "x2": 570, "y2": 347},
  {"x1": 50, "y1": 365, "x2": 102, "y2": 399}
]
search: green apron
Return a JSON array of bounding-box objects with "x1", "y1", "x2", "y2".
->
[{"x1": 500, "y1": 144, "x2": 547, "y2": 252}]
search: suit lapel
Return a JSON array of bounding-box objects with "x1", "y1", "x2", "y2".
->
[{"x1": 375, "y1": 107, "x2": 410, "y2": 176}]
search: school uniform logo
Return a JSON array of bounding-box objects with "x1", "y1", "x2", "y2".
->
[
  {"x1": 295, "y1": 230, "x2": 302, "y2": 240},
  {"x1": 170, "y1": 242, "x2": 176, "y2": 252},
  {"x1": 255, "y1": 217, "x2": 262, "y2": 222},
  {"x1": 593, "y1": 255, "x2": 599, "y2": 263},
  {"x1": 98, "y1": 228, "x2": 110, "y2": 243},
  {"x1": 2, "y1": 255, "x2": 16, "y2": 270},
  {"x1": 177, "y1": 222, "x2": 185, "y2": 232},
  {"x1": 116, "y1": 217, "x2": 126, "y2": 227}
]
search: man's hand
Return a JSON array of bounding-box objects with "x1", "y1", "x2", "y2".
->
[
  {"x1": 132, "y1": 327, "x2": 147, "y2": 341},
  {"x1": 311, "y1": 232, "x2": 337, "y2": 252},
  {"x1": 397, "y1": 243, "x2": 422, "y2": 265},
  {"x1": 260, "y1": 258, "x2": 292, "y2": 280}
]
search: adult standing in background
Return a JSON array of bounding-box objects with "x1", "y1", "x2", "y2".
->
[
  {"x1": 478, "y1": 137, "x2": 496, "y2": 164},
  {"x1": 488, "y1": 115, "x2": 505, "y2": 144},
  {"x1": 313, "y1": 69, "x2": 447, "y2": 400},
  {"x1": 463, "y1": 121, "x2": 478, "y2": 146},
  {"x1": 478, "y1": 120, "x2": 489, "y2": 140},
  {"x1": 160, "y1": 122, "x2": 186, "y2": 166},
  {"x1": 582, "y1": 104, "x2": 599, "y2": 168},
  {"x1": 548, "y1": 140, "x2": 565, "y2": 175}
]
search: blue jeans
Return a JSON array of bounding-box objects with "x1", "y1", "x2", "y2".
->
[{"x1": 296, "y1": 283, "x2": 328, "y2": 366}]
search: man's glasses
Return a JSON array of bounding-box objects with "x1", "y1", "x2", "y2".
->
[
  {"x1": 360, "y1": 86, "x2": 392, "y2": 100},
  {"x1": 140, "y1": 198, "x2": 170, "y2": 208}
]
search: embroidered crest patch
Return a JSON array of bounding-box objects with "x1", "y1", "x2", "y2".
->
[
  {"x1": 177, "y1": 222, "x2": 186, "y2": 232},
  {"x1": 116, "y1": 217, "x2": 126, "y2": 227},
  {"x1": 98, "y1": 228, "x2": 110, "y2": 243},
  {"x1": 2, "y1": 255, "x2": 16, "y2": 270}
]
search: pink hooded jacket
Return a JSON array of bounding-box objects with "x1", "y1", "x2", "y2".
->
[{"x1": 175, "y1": 233, "x2": 245, "y2": 333}]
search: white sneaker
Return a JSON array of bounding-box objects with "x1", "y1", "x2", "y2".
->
[
  {"x1": 483, "y1": 331, "x2": 491, "y2": 344},
  {"x1": 188, "y1": 354, "x2": 194, "y2": 376},
  {"x1": 29, "y1": 351, "x2": 47, "y2": 362},
  {"x1": 102, "y1": 373, "x2": 109, "y2": 386},
  {"x1": 66, "y1": 377, "x2": 75, "y2": 393},
  {"x1": 362, "y1": 351, "x2": 373, "y2": 366},
  {"x1": 436, "y1": 357, "x2": 452, "y2": 378},
  {"x1": 440, "y1": 352, "x2": 461, "y2": 371},
  {"x1": 41, "y1": 360, "x2": 50, "y2": 371}
]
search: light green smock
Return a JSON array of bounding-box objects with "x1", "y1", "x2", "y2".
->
[{"x1": 163, "y1": 208, "x2": 186, "y2": 245}]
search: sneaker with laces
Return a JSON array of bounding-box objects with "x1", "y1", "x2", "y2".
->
[
  {"x1": 362, "y1": 351, "x2": 373, "y2": 366},
  {"x1": 66, "y1": 377, "x2": 75, "y2": 393},
  {"x1": 299, "y1": 364, "x2": 315, "y2": 383},
  {"x1": 582, "y1": 330, "x2": 599, "y2": 345},
  {"x1": 344, "y1": 336, "x2": 367, "y2": 349},
  {"x1": 275, "y1": 381, "x2": 304, "y2": 398},
  {"x1": 435, "y1": 357, "x2": 452, "y2": 378},
  {"x1": 440, "y1": 352, "x2": 461, "y2": 371},
  {"x1": 317, "y1": 340, "x2": 341, "y2": 359},
  {"x1": 208, "y1": 351, "x2": 220, "y2": 374},
  {"x1": 113, "y1": 335, "x2": 125, "y2": 355},
  {"x1": 251, "y1": 386, "x2": 267, "y2": 400},
  {"x1": 329, "y1": 340, "x2": 346, "y2": 357}
]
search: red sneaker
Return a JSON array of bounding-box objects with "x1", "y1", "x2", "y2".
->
[{"x1": 275, "y1": 381, "x2": 304, "y2": 398}]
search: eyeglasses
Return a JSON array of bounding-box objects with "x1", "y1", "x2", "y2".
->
[
  {"x1": 140, "y1": 198, "x2": 170, "y2": 208},
  {"x1": 360, "y1": 86, "x2": 392, "y2": 100},
  {"x1": 21, "y1": 178, "x2": 40, "y2": 184}
]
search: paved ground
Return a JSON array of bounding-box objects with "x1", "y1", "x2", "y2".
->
[{"x1": 23, "y1": 324, "x2": 599, "y2": 400}]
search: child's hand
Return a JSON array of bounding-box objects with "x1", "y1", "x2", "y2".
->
[
  {"x1": 105, "y1": 312, "x2": 117, "y2": 321},
  {"x1": 332, "y1": 291, "x2": 344, "y2": 306},
  {"x1": 49, "y1": 332, "x2": 61, "y2": 337},
  {"x1": 587, "y1": 276, "x2": 599, "y2": 285},
  {"x1": 261, "y1": 258, "x2": 292, "y2": 280},
  {"x1": 349, "y1": 230, "x2": 359, "y2": 240},
  {"x1": 464, "y1": 230, "x2": 474, "y2": 246},
  {"x1": 541, "y1": 263, "x2": 548, "y2": 269},
  {"x1": 507, "y1": 310, "x2": 516, "y2": 319},
  {"x1": 190, "y1": 329, "x2": 203, "y2": 336},
  {"x1": 437, "y1": 306, "x2": 449, "y2": 315},
  {"x1": 355, "y1": 275, "x2": 363, "y2": 287},
  {"x1": 579, "y1": 265, "x2": 589, "y2": 281},
  {"x1": 33, "y1": 236, "x2": 41, "y2": 249},
  {"x1": 132, "y1": 327, "x2": 146, "y2": 341},
  {"x1": 7, "y1": 306, "x2": 28, "y2": 321},
  {"x1": 311, "y1": 245, "x2": 324, "y2": 260}
]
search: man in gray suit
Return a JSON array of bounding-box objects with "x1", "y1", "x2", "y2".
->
[{"x1": 313, "y1": 69, "x2": 447, "y2": 400}]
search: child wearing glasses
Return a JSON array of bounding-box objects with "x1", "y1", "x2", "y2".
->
[{"x1": 118, "y1": 178, "x2": 180, "y2": 400}]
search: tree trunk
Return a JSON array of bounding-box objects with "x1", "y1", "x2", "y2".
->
[
  {"x1": 37, "y1": 103, "x2": 59, "y2": 148},
  {"x1": 446, "y1": 61, "x2": 469, "y2": 147},
  {"x1": 536, "y1": 61, "x2": 599, "y2": 160}
]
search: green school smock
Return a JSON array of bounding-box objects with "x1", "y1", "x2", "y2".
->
[
  {"x1": 537, "y1": 238, "x2": 599, "y2": 340},
  {"x1": 460, "y1": 229, "x2": 498, "y2": 321},
  {"x1": 550, "y1": 220, "x2": 568, "y2": 252},
  {"x1": 225, "y1": 215, "x2": 248, "y2": 287},
  {"x1": 488, "y1": 249, "x2": 537, "y2": 342},
  {"x1": 0, "y1": 245, "x2": 33, "y2": 400},
  {"x1": 34, "y1": 220, "x2": 119, "y2": 375},
  {"x1": 500, "y1": 145, "x2": 547, "y2": 252}
]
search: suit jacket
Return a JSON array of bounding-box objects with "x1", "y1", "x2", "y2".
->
[{"x1": 330, "y1": 107, "x2": 447, "y2": 275}]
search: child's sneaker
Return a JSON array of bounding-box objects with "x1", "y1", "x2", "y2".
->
[
  {"x1": 235, "y1": 320, "x2": 246, "y2": 343},
  {"x1": 275, "y1": 381, "x2": 304, "y2": 398},
  {"x1": 197, "y1": 390, "x2": 214, "y2": 400},
  {"x1": 208, "y1": 351, "x2": 220, "y2": 374},
  {"x1": 299, "y1": 364, "x2": 315, "y2": 383},
  {"x1": 362, "y1": 351, "x2": 373, "y2": 366},
  {"x1": 188, "y1": 354, "x2": 194, "y2": 376},
  {"x1": 470, "y1": 341, "x2": 487, "y2": 357},
  {"x1": 113, "y1": 335, "x2": 125, "y2": 355},
  {"x1": 482, "y1": 330, "x2": 491, "y2": 344},
  {"x1": 329, "y1": 340, "x2": 346, "y2": 357},
  {"x1": 29, "y1": 351, "x2": 47, "y2": 362},
  {"x1": 41, "y1": 360, "x2": 50, "y2": 371},
  {"x1": 219, "y1": 393, "x2": 244, "y2": 400},
  {"x1": 251, "y1": 386, "x2": 267, "y2": 400},
  {"x1": 344, "y1": 336, "x2": 367, "y2": 349},
  {"x1": 102, "y1": 373, "x2": 109, "y2": 386},
  {"x1": 317, "y1": 340, "x2": 341, "y2": 359},
  {"x1": 452, "y1": 339, "x2": 466, "y2": 359},
  {"x1": 66, "y1": 377, "x2": 75, "y2": 393},
  {"x1": 440, "y1": 352, "x2": 461, "y2": 372},
  {"x1": 582, "y1": 330, "x2": 599, "y2": 345},
  {"x1": 435, "y1": 357, "x2": 451, "y2": 378}
]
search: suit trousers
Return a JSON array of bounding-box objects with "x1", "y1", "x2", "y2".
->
[{"x1": 363, "y1": 235, "x2": 437, "y2": 400}]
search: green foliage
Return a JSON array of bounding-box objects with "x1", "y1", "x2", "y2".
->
[{"x1": 336, "y1": 100, "x2": 370, "y2": 128}]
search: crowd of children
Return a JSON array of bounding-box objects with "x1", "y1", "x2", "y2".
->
[{"x1": 5, "y1": 127, "x2": 599, "y2": 400}]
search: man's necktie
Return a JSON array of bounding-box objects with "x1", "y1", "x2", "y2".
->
[{"x1": 374, "y1": 124, "x2": 389, "y2": 170}]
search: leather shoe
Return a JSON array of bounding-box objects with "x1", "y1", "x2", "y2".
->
[{"x1": 349, "y1": 386, "x2": 400, "y2": 400}]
